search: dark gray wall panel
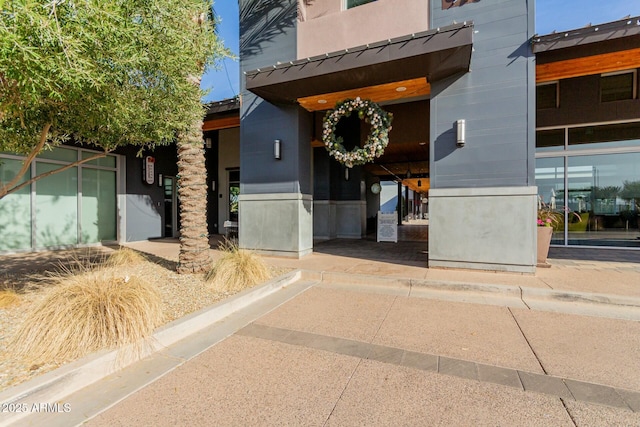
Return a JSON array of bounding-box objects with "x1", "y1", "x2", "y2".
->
[
  {"x1": 240, "y1": 0, "x2": 312, "y2": 196},
  {"x1": 313, "y1": 147, "x2": 330, "y2": 200},
  {"x1": 239, "y1": 0, "x2": 297, "y2": 81},
  {"x1": 240, "y1": 93, "x2": 312, "y2": 195},
  {"x1": 313, "y1": 147, "x2": 363, "y2": 201},
  {"x1": 537, "y1": 73, "x2": 640, "y2": 128},
  {"x1": 430, "y1": 0, "x2": 535, "y2": 189},
  {"x1": 117, "y1": 146, "x2": 167, "y2": 241}
]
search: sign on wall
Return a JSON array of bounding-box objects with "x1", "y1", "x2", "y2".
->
[
  {"x1": 377, "y1": 211, "x2": 398, "y2": 243},
  {"x1": 144, "y1": 156, "x2": 155, "y2": 185}
]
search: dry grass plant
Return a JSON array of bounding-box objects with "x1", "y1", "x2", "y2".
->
[
  {"x1": 0, "y1": 289, "x2": 20, "y2": 308},
  {"x1": 11, "y1": 266, "x2": 163, "y2": 364},
  {"x1": 103, "y1": 247, "x2": 147, "y2": 267},
  {"x1": 205, "y1": 239, "x2": 271, "y2": 292}
]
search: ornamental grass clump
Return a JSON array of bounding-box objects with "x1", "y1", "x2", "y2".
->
[
  {"x1": 0, "y1": 289, "x2": 20, "y2": 308},
  {"x1": 104, "y1": 247, "x2": 147, "y2": 267},
  {"x1": 205, "y1": 240, "x2": 271, "y2": 292},
  {"x1": 11, "y1": 267, "x2": 163, "y2": 364}
]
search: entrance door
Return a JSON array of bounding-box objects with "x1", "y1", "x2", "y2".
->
[
  {"x1": 163, "y1": 176, "x2": 178, "y2": 237},
  {"x1": 228, "y1": 170, "x2": 240, "y2": 222}
]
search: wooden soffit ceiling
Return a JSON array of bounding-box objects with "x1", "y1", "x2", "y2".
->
[
  {"x1": 298, "y1": 78, "x2": 430, "y2": 112},
  {"x1": 202, "y1": 115, "x2": 240, "y2": 131},
  {"x1": 536, "y1": 47, "x2": 640, "y2": 83}
]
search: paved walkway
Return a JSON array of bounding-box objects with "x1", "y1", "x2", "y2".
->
[
  {"x1": 44, "y1": 278, "x2": 640, "y2": 426},
  {"x1": 2, "y1": 235, "x2": 640, "y2": 426}
]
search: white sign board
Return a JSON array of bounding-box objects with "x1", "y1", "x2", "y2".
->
[
  {"x1": 144, "y1": 156, "x2": 155, "y2": 185},
  {"x1": 377, "y1": 211, "x2": 398, "y2": 243}
]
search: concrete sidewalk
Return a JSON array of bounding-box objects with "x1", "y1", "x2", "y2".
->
[
  {"x1": 29, "y1": 275, "x2": 640, "y2": 426},
  {"x1": 2, "y1": 238, "x2": 639, "y2": 426}
]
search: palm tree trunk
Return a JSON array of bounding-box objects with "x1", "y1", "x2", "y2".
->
[{"x1": 176, "y1": 118, "x2": 211, "y2": 274}]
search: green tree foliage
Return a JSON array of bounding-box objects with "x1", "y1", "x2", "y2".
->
[{"x1": 0, "y1": 0, "x2": 227, "y2": 198}]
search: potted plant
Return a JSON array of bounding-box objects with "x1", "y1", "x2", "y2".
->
[
  {"x1": 537, "y1": 202, "x2": 582, "y2": 265},
  {"x1": 537, "y1": 203, "x2": 559, "y2": 265}
]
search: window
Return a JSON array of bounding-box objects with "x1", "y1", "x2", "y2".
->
[
  {"x1": 536, "y1": 129, "x2": 564, "y2": 152},
  {"x1": 600, "y1": 70, "x2": 636, "y2": 102},
  {"x1": 0, "y1": 146, "x2": 119, "y2": 251},
  {"x1": 228, "y1": 170, "x2": 240, "y2": 222},
  {"x1": 535, "y1": 121, "x2": 640, "y2": 248},
  {"x1": 569, "y1": 122, "x2": 640, "y2": 151},
  {"x1": 536, "y1": 82, "x2": 558, "y2": 109},
  {"x1": 345, "y1": 0, "x2": 376, "y2": 9}
]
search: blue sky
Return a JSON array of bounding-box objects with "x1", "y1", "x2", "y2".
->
[{"x1": 202, "y1": 1, "x2": 640, "y2": 102}]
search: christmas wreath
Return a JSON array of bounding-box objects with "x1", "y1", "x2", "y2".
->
[{"x1": 322, "y1": 97, "x2": 393, "y2": 168}]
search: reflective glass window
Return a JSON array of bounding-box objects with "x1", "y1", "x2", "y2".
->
[{"x1": 0, "y1": 158, "x2": 32, "y2": 250}]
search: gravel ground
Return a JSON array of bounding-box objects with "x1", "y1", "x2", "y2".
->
[{"x1": 0, "y1": 247, "x2": 289, "y2": 392}]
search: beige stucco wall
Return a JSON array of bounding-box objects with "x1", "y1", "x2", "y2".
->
[{"x1": 297, "y1": 0, "x2": 430, "y2": 59}]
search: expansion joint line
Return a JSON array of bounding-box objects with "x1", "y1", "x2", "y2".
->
[
  {"x1": 371, "y1": 295, "x2": 398, "y2": 343},
  {"x1": 519, "y1": 286, "x2": 531, "y2": 310},
  {"x1": 560, "y1": 398, "x2": 579, "y2": 427},
  {"x1": 507, "y1": 307, "x2": 547, "y2": 375},
  {"x1": 322, "y1": 296, "x2": 399, "y2": 426}
]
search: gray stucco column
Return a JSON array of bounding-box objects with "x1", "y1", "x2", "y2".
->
[
  {"x1": 428, "y1": 0, "x2": 538, "y2": 273},
  {"x1": 238, "y1": 93, "x2": 313, "y2": 258}
]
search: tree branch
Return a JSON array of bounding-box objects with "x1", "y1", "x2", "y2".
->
[{"x1": 0, "y1": 123, "x2": 52, "y2": 199}]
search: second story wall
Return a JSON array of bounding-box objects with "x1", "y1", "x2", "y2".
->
[
  {"x1": 537, "y1": 72, "x2": 640, "y2": 128},
  {"x1": 429, "y1": 0, "x2": 536, "y2": 188},
  {"x1": 297, "y1": 0, "x2": 430, "y2": 59}
]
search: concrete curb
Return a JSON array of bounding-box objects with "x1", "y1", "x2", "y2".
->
[
  {"x1": 0, "y1": 270, "x2": 306, "y2": 427},
  {"x1": 521, "y1": 286, "x2": 640, "y2": 320},
  {"x1": 316, "y1": 271, "x2": 640, "y2": 320}
]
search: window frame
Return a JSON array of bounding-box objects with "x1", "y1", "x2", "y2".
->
[
  {"x1": 600, "y1": 69, "x2": 637, "y2": 103},
  {"x1": 343, "y1": 0, "x2": 377, "y2": 10},
  {"x1": 536, "y1": 81, "x2": 559, "y2": 110}
]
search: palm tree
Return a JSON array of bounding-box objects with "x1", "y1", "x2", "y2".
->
[{"x1": 176, "y1": 7, "x2": 225, "y2": 274}]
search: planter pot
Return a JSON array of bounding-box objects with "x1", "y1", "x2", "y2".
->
[{"x1": 537, "y1": 226, "x2": 553, "y2": 265}]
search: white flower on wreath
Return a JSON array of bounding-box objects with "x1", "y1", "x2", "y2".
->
[{"x1": 322, "y1": 97, "x2": 393, "y2": 168}]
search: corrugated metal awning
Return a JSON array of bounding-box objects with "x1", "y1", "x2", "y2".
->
[
  {"x1": 533, "y1": 16, "x2": 640, "y2": 53},
  {"x1": 245, "y1": 22, "x2": 473, "y2": 104}
]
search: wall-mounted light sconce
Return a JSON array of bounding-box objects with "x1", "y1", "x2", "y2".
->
[
  {"x1": 158, "y1": 173, "x2": 163, "y2": 187},
  {"x1": 418, "y1": 179, "x2": 422, "y2": 187},
  {"x1": 205, "y1": 137, "x2": 212, "y2": 149},
  {"x1": 274, "y1": 139, "x2": 282, "y2": 160},
  {"x1": 406, "y1": 164, "x2": 412, "y2": 179},
  {"x1": 456, "y1": 119, "x2": 466, "y2": 147},
  {"x1": 344, "y1": 167, "x2": 350, "y2": 181},
  {"x1": 211, "y1": 180, "x2": 216, "y2": 192}
]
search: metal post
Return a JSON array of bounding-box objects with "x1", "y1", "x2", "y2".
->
[
  {"x1": 397, "y1": 181, "x2": 403, "y2": 226},
  {"x1": 405, "y1": 185, "x2": 409, "y2": 222}
]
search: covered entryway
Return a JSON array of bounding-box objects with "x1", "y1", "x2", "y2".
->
[{"x1": 241, "y1": 23, "x2": 472, "y2": 256}]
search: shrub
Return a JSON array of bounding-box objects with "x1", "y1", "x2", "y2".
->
[
  {"x1": 11, "y1": 268, "x2": 163, "y2": 363},
  {"x1": 205, "y1": 240, "x2": 271, "y2": 292}
]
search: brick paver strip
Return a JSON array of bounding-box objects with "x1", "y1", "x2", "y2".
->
[
  {"x1": 238, "y1": 323, "x2": 640, "y2": 412},
  {"x1": 517, "y1": 371, "x2": 574, "y2": 400},
  {"x1": 618, "y1": 389, "x2": 640, "y2": 412},
  {"x1": 439, "y1": 357, "x2": 479, "y2": 381},
  {"x1": 401, "y1": 350, "x2": 439, "y2": 372},
  {"x1": 477, "y1": 364, "x2": 523, "y2": 389},
  {"x1": 564, "y1": 379, "x2": 630, "y2": 409},
  {"x1": 366, "y1": 344, "x2": 405, "y2": 365}
]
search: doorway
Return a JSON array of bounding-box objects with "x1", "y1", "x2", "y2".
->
[{"x1": 163, "y1": 176, "x2": 178, "y2": 238}]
